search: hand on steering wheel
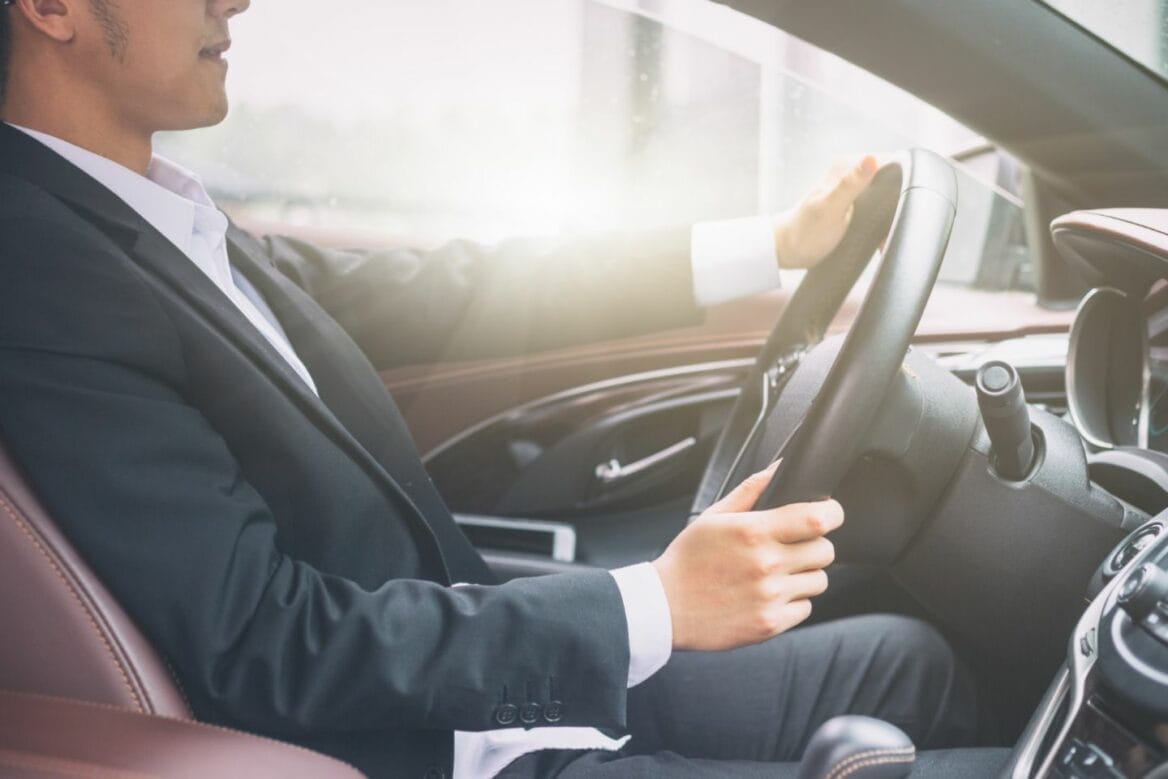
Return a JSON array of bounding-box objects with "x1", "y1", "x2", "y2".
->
[
  {"x1": 775, "y1": 154, "x2": 880, "y2": 270},
  {"x1": 653, "y1": 459, "x2": 843, "y2": 651},
  {"x1": 652, "y1": 151, "x2": 957, "y2": 652},
  {"x1": 693, "y1": 149, "x2": 957, "y2": 514}
]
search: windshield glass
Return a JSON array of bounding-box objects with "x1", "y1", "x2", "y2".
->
[{"x1": 1039, "y1": 0, "x2": 1168, "y2": 81}]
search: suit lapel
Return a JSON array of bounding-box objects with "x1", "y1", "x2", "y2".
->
[
  {"x1": 226, "y1": 233, "x2": 410, "y2": 465},
  {"x1": 131, "y1": 231, "x2": 332, "y2": 411},
  {"x1": 0, "y1": 125, "x2": 453, "y2": 578},
  {"x1": 229, "y1": 234, "x2": 493, "y2": 585},
  {"x1": 0, "y1": 126, "x2": 330, "y2": 423},
  {"x1": 130, "y1": 234, "x2": 451, "y2": 581}
]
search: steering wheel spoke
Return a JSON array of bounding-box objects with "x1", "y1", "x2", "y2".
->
[
  {"x1": 691, "y1": 149, "x2": 957, "y2": 518},
  {"x1": 711, "y1": 344, "x2": 813, "y2": 502}
]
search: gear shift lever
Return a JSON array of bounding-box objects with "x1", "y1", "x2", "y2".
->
[{"x1": 797, "y1": 716, "x2": 915, "y2": 779}]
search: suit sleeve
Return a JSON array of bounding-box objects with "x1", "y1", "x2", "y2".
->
[
  {"x1": 251, "y1": 228, "x2": 704, "y2": 369},
  {"x1": 0, "y1": 218, "x2": 631, "y2": 736}
]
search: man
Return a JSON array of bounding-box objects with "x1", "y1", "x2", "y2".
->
[{"x1": 0, "y1": 0, "x2": 997, "y2": 777}]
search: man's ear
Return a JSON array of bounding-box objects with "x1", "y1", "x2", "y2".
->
[{"x1": 12, "y1": 0, "x2": 78, "y2": 44}]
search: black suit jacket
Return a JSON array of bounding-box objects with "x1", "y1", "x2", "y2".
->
[{"x1": 0, "y1": 123, "x2": 702, "y2": 777}]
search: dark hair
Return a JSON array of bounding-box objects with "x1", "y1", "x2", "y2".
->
[
  {"x1": 0, "y1": 2, "x2": 127, "y2": 106},
  {"x1": 89, "y1": 0, "x2": 127, "y2": 61}
]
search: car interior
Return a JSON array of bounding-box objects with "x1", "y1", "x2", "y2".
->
[{"x1": 2, "y1": 0, "x2": 1168, "y2": 777}]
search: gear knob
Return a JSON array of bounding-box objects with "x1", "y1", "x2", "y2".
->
[{"x1": 797, "y1": 715, "x2": 915, "y2": 779}]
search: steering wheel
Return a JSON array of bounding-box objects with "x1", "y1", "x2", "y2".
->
[{"x1": 691, "y1": 149, "x2": 958, "y2": 517}]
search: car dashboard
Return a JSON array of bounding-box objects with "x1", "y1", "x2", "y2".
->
[
  {"x1": 1006, "y1": 210, "x2": 1168, "y2": 778},
  {"x1": 1007, "y1": 512, "x2": 1168, "y2": 778},
  {"x1": 419, "y1": 208, "x2": 1168, "y2": 778}
]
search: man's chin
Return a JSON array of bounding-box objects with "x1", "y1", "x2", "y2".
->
[
  {"x1": 202, "y1": 102, "x2": 230, "y2": 128},
  {"x1": 162, "y1": 100, "x2": 230, "y2": 132}
]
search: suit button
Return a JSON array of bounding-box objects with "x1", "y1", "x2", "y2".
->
[
  {"x1": 423, "y1": 768, "x2": 446, "y2": 779},
  {"x1": 543, "y1": 701, "x2": 564, "y2": 723},
  {"x1": 493, "y1": 703, "x2": 519, "y2": 726},
  {"x1": 519, "y1": 702, "x2": 542, "y2": 725}
]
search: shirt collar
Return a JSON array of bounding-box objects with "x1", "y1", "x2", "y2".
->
[{"x1": 4, "y1": 123, "x2": 227, "y2": 257}]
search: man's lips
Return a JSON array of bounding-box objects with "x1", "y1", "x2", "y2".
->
[{"x1": 199, "y1": 40, "x2": 231, "y2": 60}]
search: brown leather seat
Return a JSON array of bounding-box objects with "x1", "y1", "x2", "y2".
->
[
  {"x1": 0, "y1": 439, "x2": 365, "y2": 777},
  {"x1": 0, "y1": 690, "x2": 365, "y2": 779},
  {"x1": 0, "y1": 438, "x2": 188, "y2": 716}
]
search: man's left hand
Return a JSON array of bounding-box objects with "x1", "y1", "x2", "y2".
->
[{"x1": 774, "y1": 155, "x2": 879, "y2": 270}]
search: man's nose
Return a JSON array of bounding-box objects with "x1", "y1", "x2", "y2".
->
[{"x1": 209, "y1": 0, "x2": 251, "y2": 20}]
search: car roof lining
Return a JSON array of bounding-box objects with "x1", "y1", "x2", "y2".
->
[{"x1": 719, "y1": 0, "x2": 1168, "y2": 209}]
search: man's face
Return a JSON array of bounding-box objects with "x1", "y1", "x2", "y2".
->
[{"x1": 75, "y1": 0, "x2": 249, "y2": 133}]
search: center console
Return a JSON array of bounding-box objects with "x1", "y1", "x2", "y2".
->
[{"x1": 1005, "y1": 516, "x2": 1168, "y2": 778}]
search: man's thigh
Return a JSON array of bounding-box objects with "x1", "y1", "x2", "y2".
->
[{"x1": 623, "y1": 614, "x2": 979, "y2": 762}]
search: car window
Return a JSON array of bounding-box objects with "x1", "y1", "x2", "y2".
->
[{"x1": 158, "y1": 0, "x2": 1032, "y2": 293}]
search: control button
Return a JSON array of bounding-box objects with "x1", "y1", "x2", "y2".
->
[
  {"x1": 1144, "y1": 607, "x2": 1168, "y2": 647},
  {"x1": 1061, "y1": 738, "x2": 1122, "y2": 779},
  {"x1": 543, "y1": 701, "x2": 564, "y2": 723},
  {"x1": 1060, "y1": 738, "x2": 1082, "y2": 767},
  {"x1": 1110, "y1": 523, "x2": 1163, "y2": 574},
  {"x1": 1118, "y1": 564, "x2": 1168, "y2": 623},
  {"x1": 520, "y1": 702, "x2": 542, "y2": 725},
  {"x1": 981, "y1": 365, "x2": 1011, "y2": 392},
  {"x1": 1079, "y1": 628, "x2": 1095, "y2": 657},
  {"x1": 493, "y1": 703, "x2": 518, "y2": 726}
]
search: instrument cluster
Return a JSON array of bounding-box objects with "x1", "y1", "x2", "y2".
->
[{"x1": 1059, "y1": 211, "x2": 1168, "y2": 455}]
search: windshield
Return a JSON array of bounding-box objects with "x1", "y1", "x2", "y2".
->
[{"x1": 1040, "y1": 0, "x2": 1168, "y2": 81}]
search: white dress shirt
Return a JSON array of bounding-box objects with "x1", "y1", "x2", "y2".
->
[
  {"x1": 10, "y1": 125, "x2": 322, "y2": 396},
  {"x1": 9, "y1": 123, "x2": 781, "y2": 778}
]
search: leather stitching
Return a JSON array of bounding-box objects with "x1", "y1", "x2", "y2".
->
[
  {"x1": 825, "y1": 746, "x2": 916, "y2": 779},
  {"x1": 835, "y1": 753, "x2": 916, "y2": 779},
  {"x1": 161, "y1": 656, "x2": 193, "y2": 712},
  {"x1": 0, "y1": 492, "x2": 145, "y2": 713},
  {"x1": 1, "y1": 498, "x2": 362, "y2": 776},
  {"x1": 2, "y1": 691, "x2": 365, "y2": 777}
]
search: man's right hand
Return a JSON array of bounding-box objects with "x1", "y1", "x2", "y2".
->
[{"x1": 652, "y1": 461, "x2": 842, "y2": 652}]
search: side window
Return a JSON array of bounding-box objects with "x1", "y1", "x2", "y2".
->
[{"x1": 159, "y1": 0, "x2": 1030, "y2": 291}]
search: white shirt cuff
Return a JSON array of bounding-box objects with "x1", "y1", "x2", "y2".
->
[
  {"x1": 609, "y1": 562, "x2": 672, "y2": 688},
  {"x1": 690, "y1": 214, "x2": 784, "y2": 307}
]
